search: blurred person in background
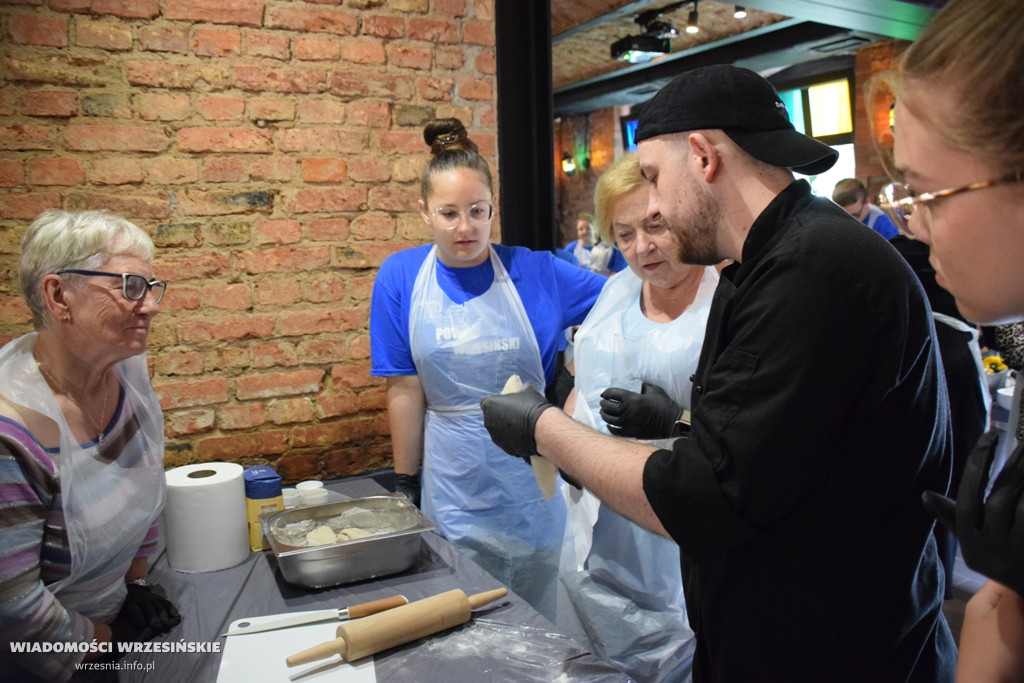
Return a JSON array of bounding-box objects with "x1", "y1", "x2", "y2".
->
[{"x1": 832, "y1": 177, "x2": 899, "y2": 239}]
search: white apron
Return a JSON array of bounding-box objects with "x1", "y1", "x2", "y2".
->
[
  {"x1": 0, "y1": 333, "x2": 165, "y2": 622},
  {"x1": 409, "y1": 245, "x2": 566, "y2": 620},
  {"x1": 557, "y1": 266, "x2": 717, "y2": 682},
  {"x1": 572, "y1": 241, "x2": 592, "y2": 269}
]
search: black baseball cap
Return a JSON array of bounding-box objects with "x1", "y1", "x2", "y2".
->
[{"x1": 635, "y1": 64, "x2": 839, "y2": 176}]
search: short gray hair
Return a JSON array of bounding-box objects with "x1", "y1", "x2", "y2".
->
[{"x1": 19, "y1": 209, "x2": 155, "y2": 328}]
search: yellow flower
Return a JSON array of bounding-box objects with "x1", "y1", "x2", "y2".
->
[{"x1": 983, "y1": 356, "x2": 1007, "y2": 374}]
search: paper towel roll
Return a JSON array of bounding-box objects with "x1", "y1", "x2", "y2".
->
[{"x1": 164, "y1": 462, "x2": 249, "y2": 573}]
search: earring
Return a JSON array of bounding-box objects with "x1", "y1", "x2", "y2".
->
[{"x1": 61, "y1": 314, "x2": 70, "y2": 323}]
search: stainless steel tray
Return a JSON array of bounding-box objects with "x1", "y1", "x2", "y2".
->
[{"x1": 264, "y1": 495, "x2": 435, "y2": 589}]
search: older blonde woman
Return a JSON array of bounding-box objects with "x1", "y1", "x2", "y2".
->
[
  {"x1": 0, "y1": 209, "x2": 177, "y2": 682},
  {"x1": 558, "y1": 153, "x2": 718, "y2": 681}
]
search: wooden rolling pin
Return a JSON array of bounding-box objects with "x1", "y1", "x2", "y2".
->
[{"x1": 285, "y1": 587, "x2": 507, "y2": 667}]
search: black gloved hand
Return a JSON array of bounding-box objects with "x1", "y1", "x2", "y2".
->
[
  {"x1": 109, "y1": 584, "x2": 181, "y2": 647},
  {"x1": 480, "y1": 388, "x2": 553, "y2": 461},
  {"x1": 599, "y1": 382, "x2": 681, "y2": 439},
  {"x1": 922, "y1": 431, "x2": 1024, "y2": 597},
  {"x1": 394, "y1": 472, "x2": 421, "y2": 507},
  {"x1": 545, "y1": 365, "x2": 575, "y2": 409}
]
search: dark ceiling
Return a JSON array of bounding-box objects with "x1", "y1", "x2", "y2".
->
[{"x1": 550, "y1": 0, "x2": 946, "y2": 116}]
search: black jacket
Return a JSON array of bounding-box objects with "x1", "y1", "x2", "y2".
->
[{"x1": 644, "y1": 181, "x2": 956, "y2": 682}]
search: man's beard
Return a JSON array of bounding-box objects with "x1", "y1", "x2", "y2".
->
[{"x1": 668, "y1": 172, "x2": 722, "y2": 266}]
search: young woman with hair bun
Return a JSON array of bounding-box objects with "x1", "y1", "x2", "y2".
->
[{"x1": 370, "y1": 119, "x2": 605, "y2": 620}]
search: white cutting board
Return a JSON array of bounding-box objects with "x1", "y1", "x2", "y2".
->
[{"x1": 217, "y1": 611, "x2": 376, "y2": 683}]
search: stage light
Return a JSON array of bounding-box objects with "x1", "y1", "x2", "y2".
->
[{"x1": 611, "y1": 34, "x2": 671, "y2": 64}]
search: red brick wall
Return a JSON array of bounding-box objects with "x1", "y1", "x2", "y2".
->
[
  {"x1": 853, "y1": 39, "x2": 910, "y2": 200},
  {"x1": 0, "y1": 0, "x2": 496, "y2": 483},
  {"x1": 554, "y1": 108, "x2": 615, "y2": 246}
]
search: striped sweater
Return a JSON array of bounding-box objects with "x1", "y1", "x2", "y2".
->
[{"x1": 0, "y1": 390, "x2": 160, "y2": 683}]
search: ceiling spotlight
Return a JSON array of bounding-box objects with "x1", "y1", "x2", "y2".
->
[
  {"x1": 686, "y1": 8, "x2": 699, "y2": 34},
  {"x1": 644, "y1": 20, "x2": 679, "y2": 39},
  {"x1": 734, "y1": 6, "x2": 747, "y2": 19}
]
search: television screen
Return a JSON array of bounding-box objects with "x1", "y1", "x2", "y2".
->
[{"x1": 621, "y1": 116, "x2": 639, "y2": 151}]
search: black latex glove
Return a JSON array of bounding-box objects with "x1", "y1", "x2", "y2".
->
[
  {"x1": 599, "y1": 382, "x2": 681, "y2": 439},
  {"x1": 922, "y1": 431, "x2": 1024, "y2": 597},
  {"x1": 545, "y1": 365, "x2": 575, "y2": 409},
  {"x1": 394, "y1": 472, "x2": 421, "y2": 507},
  {"x1": 480, "y1": 388, "x2": 553, "y2": 461},
  {"x1": 109, "y1": 584, "x2": 181, "y2": 646}
]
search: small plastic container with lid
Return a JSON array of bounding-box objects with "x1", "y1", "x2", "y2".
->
[
  {"x1": 281, "y1": 487, "x2": 301, "y2": 509},
  {"x1": 296, "y1": 479, "x2": 327, "y2": 505}
]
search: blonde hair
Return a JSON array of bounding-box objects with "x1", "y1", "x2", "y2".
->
[
  {"x1": 593, "y1": 153, "x2": 645, "y2": 244},
  {"x1": 885, "y1": 0, "x2": 1024, "y2": 175},
  {"x1": 19, "y1": 209, "x2": 155, "y2": 327}
]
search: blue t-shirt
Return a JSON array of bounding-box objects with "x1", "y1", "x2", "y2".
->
[
  {"x1": 554, "y1": 247, "x2": 579, "y2": 267},
  {"x1": 370, "y1": 244, "x2": 606, "y2": 386},
  {"x1": 864, "y1": 204, "x2": 899, "y2": 240},
  {"x1": 607, "y1": 245, "x2": 628, "y2": 273}
]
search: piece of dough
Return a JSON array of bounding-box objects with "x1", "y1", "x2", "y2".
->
[
  {"x1": 306, "y1": 525, "x2": 337, "y2": 546},
  {"x1": 501, "y1": 374, "x2": 558, "y2": 500},
  {"x1": 335, "y1": 527, "x2": 373, "y2": 542}
]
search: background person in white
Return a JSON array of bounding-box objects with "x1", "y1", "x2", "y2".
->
[{"x1": 557, "y1": 153, "x2": 718, "y2": 681}]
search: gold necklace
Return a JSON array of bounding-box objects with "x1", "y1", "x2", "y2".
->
[{"x1": 36, "y1": 361, "x2": 111, "y2": 447}]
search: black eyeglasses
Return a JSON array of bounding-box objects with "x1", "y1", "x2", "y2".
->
[{"x1": 56, "y1": 269, "x2": 166, "y2": 303}]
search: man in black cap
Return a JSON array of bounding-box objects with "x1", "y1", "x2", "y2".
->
[{"x1": 480, "y1": 64, "x2": 955, "y2": 681}]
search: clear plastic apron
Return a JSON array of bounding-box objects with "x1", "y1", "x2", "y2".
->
[
  {"x1": 558, "y1": 266, "x2": 717, "y2": 681},
  {"x1": 409, "y1": 245, "x2": 566, "y2": 620},
  {"x1": 0, "y1": 334, "x2": 165, "y2": 621}
]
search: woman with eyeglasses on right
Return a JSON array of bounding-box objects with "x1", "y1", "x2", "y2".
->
[
  {"x1": 879, "y1": 0, "x2": 1024, "y2": 680},
  {"x1": 369, "y1": 119, "x2": 606, "y2": 621}
]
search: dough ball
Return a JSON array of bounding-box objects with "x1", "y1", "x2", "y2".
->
[{"x1": 306, "y1": 525, "x2": 338, "y2": 546}]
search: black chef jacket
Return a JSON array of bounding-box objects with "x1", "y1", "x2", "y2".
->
[{"x1": 644, "y1": 180, "x2": 956, "y2": 682}]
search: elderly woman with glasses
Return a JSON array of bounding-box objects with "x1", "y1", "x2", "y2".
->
[
  {"x1": 369, "y1": 119, "x2": 605, "y2": 620},
  {"x1": 555, "y1": 153, "x2": 719, "y2": 681},
  {"x1": 0, "y1": 209, "x2": 177, "y2": 682},
  {"x1": 878, "y1": 0, "x2": 1024, "y2": 680}
]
